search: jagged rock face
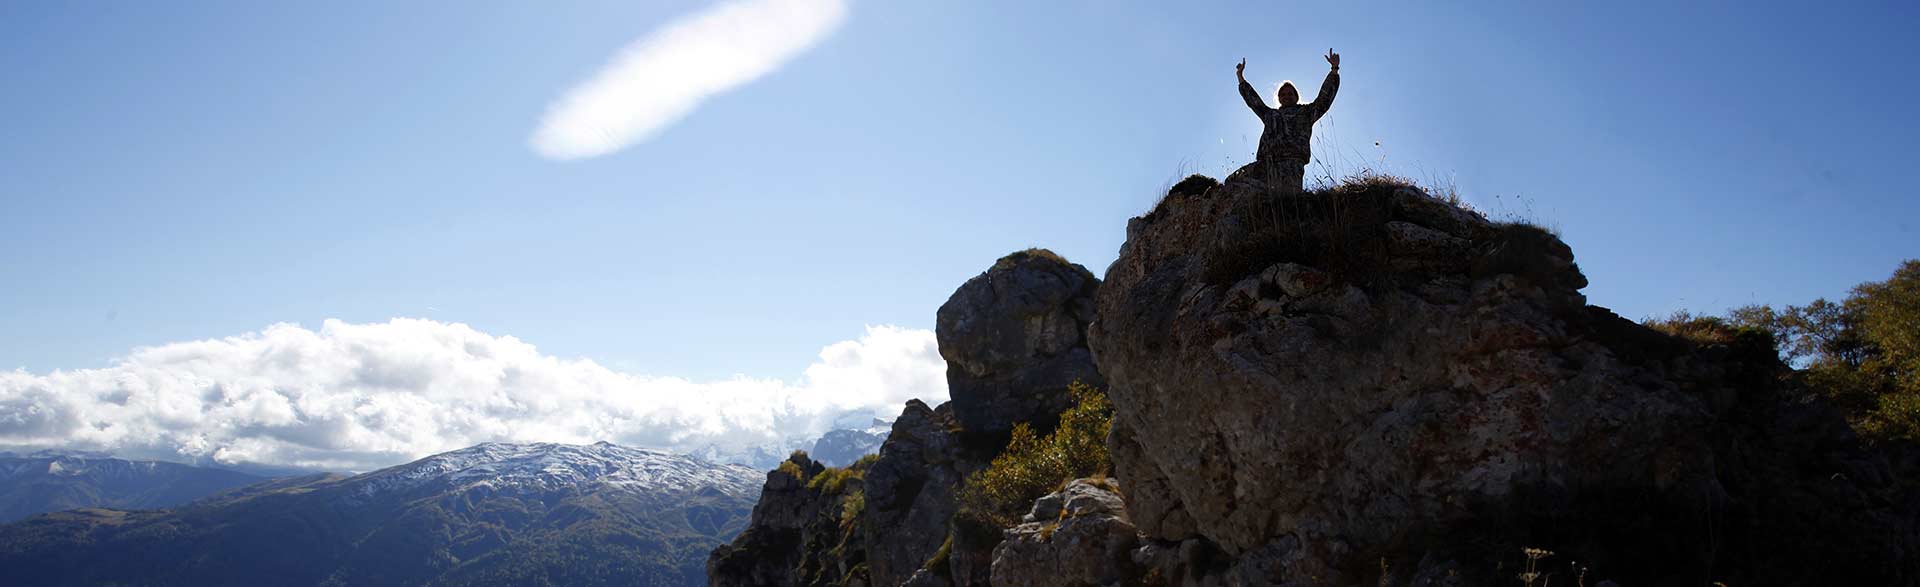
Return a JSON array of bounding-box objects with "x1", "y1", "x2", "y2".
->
[
  {"x1": 706, "y1": 454, "x2": 820, "y2": 585},
  {"x1": 861, "y1": 399, "x2": 976, "y2": 587},
  {"x1": 712, "y1": 249, "x2": 1108, "y2": 586},
  {"x1": 1089, "y1": 175, "x2": 1919, "y2": 585},
  {"x1": 708, "y1": 452, "x2": 869, "y2": 587},
  {"x1": 989, "y1": 477, "x2": 1138, "y2": 587},
  {"x1": 709, "y1": 401, "x2": 980, "y2": 587},
  {"x1": 937, "y1": 249, "x2": 1104, "y2": 442}
]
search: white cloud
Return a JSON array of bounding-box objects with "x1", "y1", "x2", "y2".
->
[
  {"x1": 530, "y1": 0, "x2": 849, "y2": 160},
  {"x1": 0, "y1": 319, "x2": 945, "y2": 471}
]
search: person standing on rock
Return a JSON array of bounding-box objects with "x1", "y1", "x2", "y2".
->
[{"x1": 1237, "y1": 49, "x2": 1339, "y2": 193}]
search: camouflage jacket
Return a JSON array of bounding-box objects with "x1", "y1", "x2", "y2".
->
[{"x1": 1239, "y1": 70, "x2": 1339, "y2": 163}]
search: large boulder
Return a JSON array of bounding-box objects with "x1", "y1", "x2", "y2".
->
[
  {"x1": 1088, "y1": 173, "x2": 1919, "y2": 585},
  {"x1": 937, "y1": 249, "x2": 1104, "y2": 443},
  {"x1": 989, "y1": 477, "x2": 1139, "y2": 587}
]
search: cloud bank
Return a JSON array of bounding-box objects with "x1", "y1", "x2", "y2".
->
[
  {"x1": 0, "y1": 319, "x2": 945, "y2": 471},
  {"x1": 530, "y1": 0, "x2": 849, "y2": 159}
]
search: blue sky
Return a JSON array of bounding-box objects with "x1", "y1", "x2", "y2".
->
[{"x1": 2, "y1": 1, "x2": 1917, "y2": 466}]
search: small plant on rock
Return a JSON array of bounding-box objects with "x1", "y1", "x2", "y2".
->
[{"x1": 807, "y1": 466, "x2": 858, "y2": 494}]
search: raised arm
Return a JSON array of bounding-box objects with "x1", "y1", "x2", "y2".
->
[
  {"x1": 1236, "y1": 58, "x2": 1269, "y2": 116},
  {"x1": 1311, "y1": 49, "x2": 1340, "y2": 120}
]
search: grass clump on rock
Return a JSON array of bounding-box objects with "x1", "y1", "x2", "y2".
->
[
  {"x1": 776, "y1": 458, "x2": 806, "y2": 480},
  {"x1": 807, "y1": 465, "x2": 859, "y2": 494}
]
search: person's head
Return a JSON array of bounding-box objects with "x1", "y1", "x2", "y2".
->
[{"x1": 1275, "y1": 81, "x2": 1300, "y2": 106}]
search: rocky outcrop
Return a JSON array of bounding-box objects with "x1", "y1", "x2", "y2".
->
[
  {"x1": 937, "y1": 249, "x2": 1104, "y2": 443},
  {"x1": 852, "y1": 248, "x2": 1104, "y2": 586},
  {"x1": 707, "y1": 452, "x2": 869, "y2": 587},
  {"x1": 713, "y1": 249, "x2": 1101, "y2": 587},
  {"x1": 711, "y1": 403, "x2": 975, "y2": 587},
  {"x1": 861, "y1": 400, "x2": 975, "y2": 586},
  {"x1": 717, "y1": 170, "x2": 1919, "y2": 585},
  {"x1": 989, "y1": 477, "x2": 1139, "y2": 587},
  {"x1": 1086, "y1": 172, "x2": 1920, "y2": 585},
  {"x1": 707, "y1": 406, "x2": 967, "y2": 587}
]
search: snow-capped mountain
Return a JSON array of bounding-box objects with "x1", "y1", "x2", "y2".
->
[
  {"x1": 808, "y1": 419, "x2": 890, "y2": 466},
  {"x1": 690, "y1": 437, "x2": 816, "y2": 471},
  {"x1": 352, "y1": 441, "x2": 761, "y2": 499},
  {"x1": 0, "y1": 442, "x2": 761, "y2": 587},
  {"x1": 692, "y1": 415, "x2": 898, "y2": 471}
]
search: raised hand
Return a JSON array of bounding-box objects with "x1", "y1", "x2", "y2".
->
[
  {"x1": 1325, "y1": 49, "x2": 1339, "y2": 70},
  {"x1": 1236, "y1": 58, "x2": 1246, "y2": 79}
]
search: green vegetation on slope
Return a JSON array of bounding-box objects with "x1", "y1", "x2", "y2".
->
[
  {"x1": 0, "y1": 461, "x2": 755, "y2": 586},
  {"x1": 1653, "y1": 259, "x2": 1920, "y2": 442}
]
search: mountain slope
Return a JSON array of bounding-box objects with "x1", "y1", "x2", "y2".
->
[
  {"x1": 0, "y1": 442, "x2": 759, "y2": 586},
  {"x1": 0, "y1": 452, "x2": 264, "y2": 522}
]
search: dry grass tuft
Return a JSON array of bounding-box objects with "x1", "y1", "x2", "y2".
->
[
  {"x1": 775, "y1": 459, "x2": 806, "y2": 480},
  {"x1": 1200, "y1": 176, "x2": 1398, "y2": 286}
]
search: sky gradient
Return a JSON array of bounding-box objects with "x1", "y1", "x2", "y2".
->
[{"x1": 2, "y1": 1, "x2": 1915, "y2": 468}]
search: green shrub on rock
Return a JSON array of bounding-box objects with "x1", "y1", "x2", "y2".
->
[{"x1": 959, "y1": 382, "x2": 1112, "y2": 524}]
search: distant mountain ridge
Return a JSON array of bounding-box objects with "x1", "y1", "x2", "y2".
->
[
  {"x1": 692, "y1": 419, "x2": 895, "y2": 470},
  {"x1": 351, "y1": 441, "x2": 760, "y2": 498},
  {"x1": 0, "y1": 452, "x2": 263, "y2": 522},
  {"x1": 0, "y1": 441, "x2": 761, "y2": 586},
  {"x1": 806, "y1": 420, "x2": 889, "y2": 466}
]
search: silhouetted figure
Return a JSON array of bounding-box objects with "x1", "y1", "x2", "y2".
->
[{"x1": 1237, "y1": 49, "x2": 1339, "y2": 192}]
